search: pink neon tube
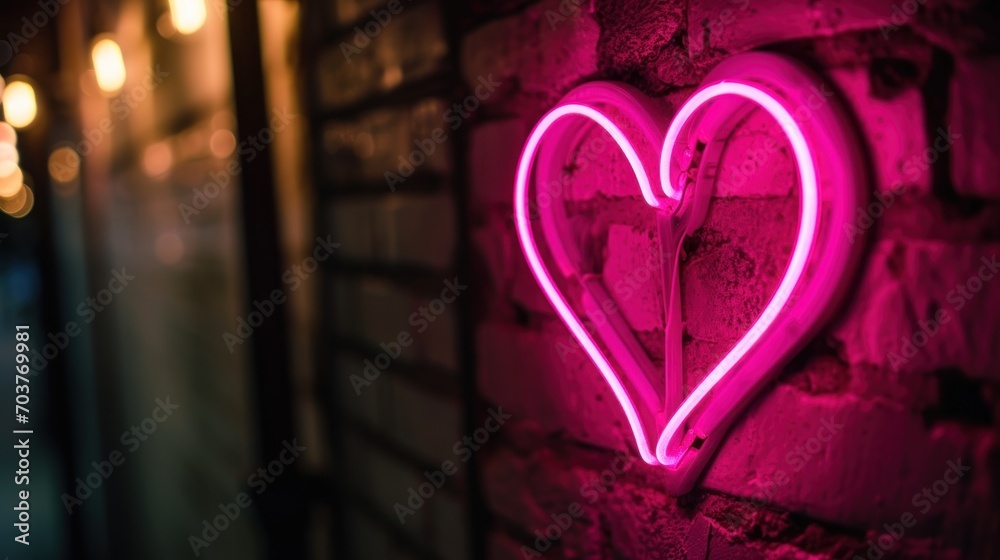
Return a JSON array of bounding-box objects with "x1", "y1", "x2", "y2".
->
[{"x1": 515, "y1": 83, "x2": 821, "y2": 467}]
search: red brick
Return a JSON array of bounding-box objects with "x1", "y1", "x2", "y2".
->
[
  {"x1": 703, "y1": 384, "x2": 985, "y2": 533},
  {"x1": 602, "y1": 224, "x2": 664, "y2": 332},
  {"x1": 829, "y1": 240, "x2": 1000, "y2": 380},
  {"x1": 828, "y1": 67, "x2": 931, "y2": 195},
  {"x1": 461, "y1": 0, "x2": 599, "y2": 106},
  {"x1": 687, "y1": 0, "x2": 898, "y2": 57}
]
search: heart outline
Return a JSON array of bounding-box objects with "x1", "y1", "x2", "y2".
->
[{"x1": 514, "y1": 52, "x2": 868, "y2": 493}]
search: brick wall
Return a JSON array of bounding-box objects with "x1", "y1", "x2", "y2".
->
[
  {"x1": 308, "y1": 0, "x2": 475, "y2": 558},
  {"x1": 463, "y1": 1, "x2": 1000, "y2": 559}
]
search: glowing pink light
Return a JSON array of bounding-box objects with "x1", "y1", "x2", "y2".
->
[
  {"x1": 655, "y1": 81, "x2": 818, "y2": 466},
  {"x1": 513, "y1": 53, "x2": 866, "y2": 493},
  {"x1": 515, "y1": 102, "x2": 661, "y2": 464}
]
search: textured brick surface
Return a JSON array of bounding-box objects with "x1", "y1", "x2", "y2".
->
[
  {"x1": 687, "y1": 0, "x2": 899, "y2": 56},
  {"x1": 829, "y1": 240, "x2": 1000, "y2": 379},
  {"x1": 461, "y1": 0, "x2": 600, "y2": 110},
  {"x1": 828, "y1": 67, "x2": 931, "y2": 194}
]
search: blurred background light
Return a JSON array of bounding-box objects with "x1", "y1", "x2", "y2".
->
[
  {"x1": 48, "y1": 146, "x2": 81, "y2": 183},
  {"x1": 0, "y1": 121, "x2": 16, "y2": 145},
  {"x1": 209, "y1": 129, "x2": 236, "y2": 158},
  {"x1": 1, "y1": 80, "x2": 38, "y2": 129},
  {"x1": 168, "y1": 0, "x2": 207, "y2": 35},
  {"x1": 0, "y1": 142, "x2": 19, "y2": 177},
  {"x1": 92, "y1": 37, "x2": 127, "y2": 94},
  {"x1": 3, "y1": 185, "x2": 33, "y2": 218},
  {"x1": 142, "y1": 141, "x2": 173, "y2": 177},
  {"x1": 155, "y1": 231, "x2": 185, "y2": 264},
  {"x1": 0, "y1": 183, "x2": 27, "y2": 214},
  {"x1": 0, "y1": 165, "x2": 23, "y2": 198},
  {"x1": 157, "y1": 12, "x2": 178, "y2": 39}
]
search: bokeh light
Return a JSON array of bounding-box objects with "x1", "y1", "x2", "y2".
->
[
  {"x1": 143, "y1": 142, "x2": 173, "y2": 177},
  {"x1": 1, "y1": 80, "x2": 38, "y2": 129},
  {"x1": 0, "y1": 122, "x2": 15, "y2": 145},
  {"x1": 155, "y1": 231, "x2": 185, "y2": 264},
  {"x1": 0, "y1": 184, "x2": 27, "y2": 215},
  {"x1": 157, "y1": 12, "x2": 177, "y2": 39},
  {"x1": 4, "y1": 185, "x2": 33, "y2": 218},
  {"x1": 0, "y1": 166, "x2": 23, "y2": 198},
  {"x1": 92, "y1": 38, "x2": 127, "y2": 94},
  {"x1": 209, "y1": 129, "x2": 236, "y2": 158},
  {"x1": 0, "y1": 142, "x2": 19, "y2": 178},
  {"x1": 48, "y1": 147, "x2": 81, "y2": 183},
  {"x1": 168, "y1": 0, "x2": 207, "y2": 35}
]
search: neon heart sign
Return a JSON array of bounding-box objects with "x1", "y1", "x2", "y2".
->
[{"x1": 514, "y1": 52, "x2": 867, "y2": 494}]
